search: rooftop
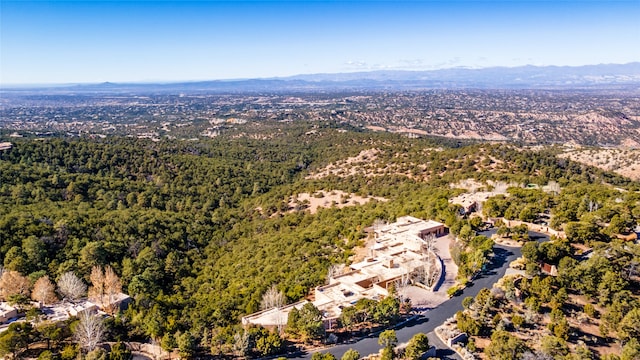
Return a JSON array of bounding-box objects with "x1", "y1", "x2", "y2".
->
[{"x1": 242, "y1": 217, "x2": 448, "y2": 328}]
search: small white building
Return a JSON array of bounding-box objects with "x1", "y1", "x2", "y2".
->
[
  {"x1": 90, "y1": 292, "x2": 131, "y2": 313},
  {"x1": 0, "y1": 303, "x2": 18, "y2": 323},
  {"x1": 241, "y1": 301, "x2": 308, "y2": 327}
]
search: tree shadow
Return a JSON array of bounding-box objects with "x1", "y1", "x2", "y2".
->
[
  {"x1": 529, "y1": 232, "x2": 550, "y2": 243},
  {"x1": 488, "y1": 247, "x2": 514, "y2": 270},
  {"x1": 436, "y1": 347, "x2": 461, "y2": 359}
]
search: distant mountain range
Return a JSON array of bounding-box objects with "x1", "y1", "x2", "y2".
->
[
  {"x1": 289, "y1": 62, "x2": 640, "y2": 85},
  {"x1": 4, "y1": 63, "x2": 640, "y2": 93}
]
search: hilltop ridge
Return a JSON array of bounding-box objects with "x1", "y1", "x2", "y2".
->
[{"x1": 3, "y1": 63, "x2": 640, "y2": 93}]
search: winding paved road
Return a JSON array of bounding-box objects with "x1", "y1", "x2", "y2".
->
[{"x1": 295, "y1": 230, "x2": 549, "y2": 359}]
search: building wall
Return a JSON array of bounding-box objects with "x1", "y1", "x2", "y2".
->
[
  {"x1": 0, "y1": 308, "x2": 18, "y2": 323},
  {"x1": 419, "y1": 225, "x2": 446, "y2": 238}
]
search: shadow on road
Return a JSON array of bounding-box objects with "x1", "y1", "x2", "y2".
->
[
  {"x1": 488, "y1": 247, "x2": 514, "y2": 270},
  {"x1": 471, "y1": 247, "x2": 515, "y2": 281},
  {"x1": 436, "y1": 347, "x2": 461, "y2": 360},
  {"x1": 431, "y1": 257, "x2": 446, "y2": 292},
  {"x1": 400, "y1": 315, "x2": 429, "y2": 328}
]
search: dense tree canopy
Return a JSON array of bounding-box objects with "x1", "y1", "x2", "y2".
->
[{"x1": 1, "y1": 123, "x2": 638, "y2": 358}]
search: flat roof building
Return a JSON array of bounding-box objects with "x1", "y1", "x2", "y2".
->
[{"x1": 242, "y1": 216, "x2": 447, "y2": 329}]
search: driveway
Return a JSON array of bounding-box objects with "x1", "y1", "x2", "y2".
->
[{"x1": 293, "y1": 231, "x2": 541, "y2": 359}]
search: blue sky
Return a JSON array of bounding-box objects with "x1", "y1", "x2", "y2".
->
[{"x1": 1, "y1": 1, "x2": 639, "y2": 84}]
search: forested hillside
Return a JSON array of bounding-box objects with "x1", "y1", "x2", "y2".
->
[{"x1": 1, "y1": 123, "x2": 638, "y2": 359}]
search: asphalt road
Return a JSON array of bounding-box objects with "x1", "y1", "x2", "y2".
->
[{"x1": 294, "y1": 230, "x2": 549, "y2": 359}]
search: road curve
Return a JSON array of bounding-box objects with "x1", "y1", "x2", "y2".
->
[{"x1": 294, "y1": 230, "x2": 548, "y2": 359}]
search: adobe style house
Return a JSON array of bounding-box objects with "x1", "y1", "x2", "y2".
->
[{"x1": 242, "y1": 216, "x2": 448, "y2": 328}]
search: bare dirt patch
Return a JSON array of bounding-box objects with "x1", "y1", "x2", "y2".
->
[
  {"x1": 307, "y1": 148, "x2": 381, "y2": 179},
  {"x1": 492, "y1": 236, "x2": 524, "y2": 247},
  {"x1": 558, "y1": 148, "x2": 640, "y2": 181},
  {"x1": 288, "y1": 190, "x2": 387, "y2": 214},
  {"x1": 307, "y1": 148, "x2": 431, "y2": 180},
  {"x1": 351, "y1": 236, "x2": 376, "y2": 263},
  {"x1": 450, "y1": 179, "x2": 515, "y2": 193}
]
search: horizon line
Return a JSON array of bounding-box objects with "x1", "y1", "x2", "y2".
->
[{"x1": 1, "y1": 61, "x2": 639, "y2": 88}]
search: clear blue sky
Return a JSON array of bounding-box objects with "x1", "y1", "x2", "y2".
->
[{"x1": 1, "y1": 0, "x2": 639, "y2": 84}]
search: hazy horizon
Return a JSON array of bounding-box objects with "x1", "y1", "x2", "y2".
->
[
  {"x1": 2, "y1": 61, "x2": 640, "y2": 88},
  {"x1": 2, "y1": 0, "x2": 639, "y2": 85}
]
